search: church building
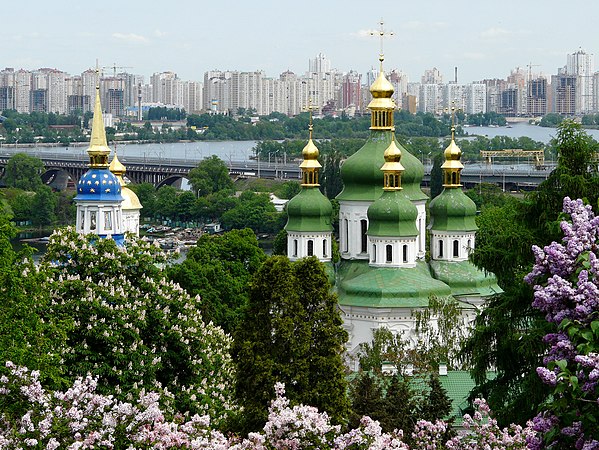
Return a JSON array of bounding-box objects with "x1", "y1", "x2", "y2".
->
[
  {"x1": 285, "y1": 53, "x2": 501, "y2": 355},
  {"x1": 74, "y1": 79, "x2": 141, "y2": 243}
]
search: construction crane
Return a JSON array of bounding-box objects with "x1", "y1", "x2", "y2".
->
[
  {"x1": 101, "y1": 63, "x2": 133, "y2": 79},
  {"x1": 527, "y1": 62, "x2": 541, "y2": 82}
]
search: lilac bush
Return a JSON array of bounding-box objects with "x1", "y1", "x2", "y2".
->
[
  {"x1": 0, "y1": 362, "x2": 229, "y2": 449},
  {"x1": 526, "y1": 197, "x2": 599, "y2": 449},
  {"x1": 0, "y1": 367, "x2": 538, "y2": 449}
]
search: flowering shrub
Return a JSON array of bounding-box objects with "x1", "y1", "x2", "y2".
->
[
  {"x1": 0, "y1": 362, "x2": 229, "y2": 449},
  {"x1": 39, "y1": 227, "x2": 238, "y2": 426},
  {"x1": 0, "y1": 368, "x2": 537, "y2": 449},
  {"x1": 526, "y1": 197, "x2": 599, "y2": 449}
]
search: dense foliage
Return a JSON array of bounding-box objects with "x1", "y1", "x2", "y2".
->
[
  {"x1": 525, "y1": 198, "x2": 599, "y2": 449},
  {"x1": 233, "y1": 256, "x2": 349, "y2": 432},
  {"x1": 0, "y1": 368, "x2": 537, "y2": 449},
  {"x1": 167, "y1": 228, "x2": 266, "y2": 333},
  {"x1": 462, "y1": 120, "x2": 599, "y2": 426},
  {"x1": 40, "y1": 227, "x2": 238, "y2": 425}
]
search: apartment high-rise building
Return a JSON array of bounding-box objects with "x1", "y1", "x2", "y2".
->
[
  {"x1": 567, "y1": 49, "x2": 594, "y2": 114},
  {"x1": 527, "y1": 77, "x2": 548, "y2": 116},
  {"x1": 309, "y1": 52, "x2": 331, "y2": 74},
  {"x1": 341, "y1": 70, "x2": 362, "y2": 109},
  {"x1": 422, "y1": 67, "x2": 443, "y2": 84},
  {"x1": 552, "y1": 73, "x2": 577, "y2": 115}
]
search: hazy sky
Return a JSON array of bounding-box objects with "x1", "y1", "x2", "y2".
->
[{"x1": 2, "y1": 0, "x2": 597, "y2": 83}]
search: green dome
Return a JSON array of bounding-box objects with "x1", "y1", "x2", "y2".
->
[
  {"x1": 429, "y1": 188, "x2": 478, "y2": 232},
  {"x1": 337, "y1": 131, "x2": 427, "y2": 202},
  {"x1": 337, "y1": 260, "x2": 453, "y2": 308},
  {"x1": 367, "y1": 190, "x2": 418, "y2": 237},
  {"x1": 286, "y1": 188, "x2": 333, "y2": 232}
]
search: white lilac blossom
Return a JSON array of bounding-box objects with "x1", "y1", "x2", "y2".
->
[{"x1": 526, "y1": 197, "x2": 599, "y2": 449}]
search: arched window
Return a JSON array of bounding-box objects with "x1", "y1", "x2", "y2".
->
[
  {"x1": 467, "y1": 239, "x2": 472, "y2": 251},
  {"x1": 307, "y1": 240, "x2": 314, "y2": 256},
  {"x1": 403, "y1": 244, "x2": 408, "y2": 263},
  {"x1": 361, "y1": 219, "x2": 368, "y2": 253},
  {"x1": 372, "y1": 244, "x2": 377, "y2": 263},
  {"x1": 452, "y1": 172, "x2": 457, "y2": 185},
  {"x1": 386, "y1": 244, "x2": 393, "y2": 263},
  {"x1": 453, "y1": 239, "x2": 459, "y2": 257},
  {"x1": 418, "y1": 218, "x2": 423, "y2": 253},
  {"x1": 293, "y1": 239, "x2": 298, "y2": 257},
  {"x1": 438, "y1": 239, "x2": 444, "y2": 258},
  {"x1": 323, "y1": 239, "x2": 327, "y2": 257},
  {"x1": 343, "y1": 219, "x2": 349, "y2": 252}
]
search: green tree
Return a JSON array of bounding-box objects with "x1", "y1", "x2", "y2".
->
[
  {"x1": 462, "y1": 120, "x2": 599, "y2": 426},
  {"x1": 421, "y1": 374, "x2": 452, "y2": 423},
  {"x1": 233, "y1": 256, "x2": 348, "y2": 432},
  {"x1": 188, "y1": 155, "x2": 234, "y2": 197},
  {"x1": 7, "y1": 191, "x2": 34, "y2": 222},
  {"x1": 429, "y1": 152, "x2": 444, "y2": 199},
  {"x1": 155, "y1": 185, "x2": 178, "y2": 219},
  {"x1": 129, "y1": 183, "x2": 156, "y2": 219},
  {"x1": 0, "y1": 218, "x2": 66, "y2": 386},
  {"x1": 320, "y1": 150, "x2": 344, "y2": 199},
  {"x1": 2, "y1": 153, "x2": 44, "y2": 191},
  {"x1": 379, "y1": 375, "x2": 420, "y2": 440},
  {"x1": 31, "y1": 186, "x2": 57, "y2": 227},
  {"x1": 167, "y1": 229, "x2": 266, "y2": 333},
  {"x1": 221, "y1": 191, "x2": 282, "y2": 233},
  {"x1": 349, "y1": 372, "x2": 385, "y2": 428}
]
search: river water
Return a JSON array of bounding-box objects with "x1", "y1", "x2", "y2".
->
[
  {"x1": 2, "y1": 140, "x2": 259, "y2": 163},
  {"x1": 464, "y1": 122, "x2": 599, "y2": 143},
  {"x1": 4, "y1": 122, "x2": 599, "y2": 164}
]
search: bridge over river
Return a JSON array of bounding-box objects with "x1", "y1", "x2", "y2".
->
[{"x1": 0, "y1": 149, "x2": 553, "y2": 191}]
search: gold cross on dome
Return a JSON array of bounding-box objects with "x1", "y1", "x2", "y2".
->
[
  {"x1": 370, "y1": 19, "x2": 394, "y2": 62},
  {"x1": 444, "y1": 101, "x2": 463, "y2": 140},
  {"x1": 302, "y1": 98, "x2": 317, "y2": 139}
]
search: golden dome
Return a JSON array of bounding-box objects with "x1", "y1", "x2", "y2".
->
[
  {"x1": 367, "y1": 58, "x2": 396, "y2": 113},
  {"x1": 109, "y1": 153, "x2": 126, "y2": 175},
  {"x1": 441, "y1": 134, "x2": 464, "y2": 170},
  {"x1": 299, "y1": 139, "x2": 322, "y2": 170},
  {"x1": 370, "y1": 68, "x2": 394, "y2": 99},
  {"x1": 120, "y1": 186, "x2": 142, "y2": 210},
  {"x1": 381, "y1": 140, "x2": 404, "y2": 172}
]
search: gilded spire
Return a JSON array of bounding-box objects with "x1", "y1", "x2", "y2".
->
[
  {"x1": 380, "y1": 140, "x2": 404, "y2": 190},
  {"x1": 87, "y1": 66, "x2": 111, "y2": 168},
  {"x1": 299, "y1": 99, "x2": 321, "y2": 187},
  {"x1": 368, "y1": 20, "x2": 396, "y2": 130},
  {"x1": 441, "y1": 103, "x2": 464, "y2": 187}
]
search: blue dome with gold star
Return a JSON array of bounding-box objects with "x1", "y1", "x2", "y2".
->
[{"x1": 76, "y1": 168, "x2": 123, "y2": 201}]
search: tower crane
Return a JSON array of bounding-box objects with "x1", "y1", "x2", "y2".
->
[
  {"x1": 101, "y1": 63, "x2": 133, "y2": 79},
  {"x1": 527, "y1": 62, "x2": 541, "y2": 82}
]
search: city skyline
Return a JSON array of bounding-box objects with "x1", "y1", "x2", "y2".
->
[{"x1": 3, "y1": 0, "x2": 599, "y2": 83}]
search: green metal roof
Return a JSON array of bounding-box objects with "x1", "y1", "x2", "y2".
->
[
  {"x1": 337, "y1": 260, "x2": 452, "y2": 308},
  {"x1": 286, "y1": 188, "x2": 333, "y2": 232},
  {"x1": 429, "y1": 188, "x2": 478, "y2": 232},
  {"x1": 336, "y1": 131, "x2": 428, "y2": 203},
  {"x1": 367, "y1": 190, "x2": 418, "y2": 237},
  {"x1": 429, "y1": 260, "x2": 503, "y2": 298}
]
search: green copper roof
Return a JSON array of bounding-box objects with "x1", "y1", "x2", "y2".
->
[
  {"x1": 286, "y1": 188, "x2": 333, "y2": 232},
  {"x1": 367, "y1": 190, "x2": 418, "y2": 237},
  {"x1": 337, "y1": 131, "x2": 427, "y2": 202},
  {"x1": 429, "y1": 259, "x2": 503, "y2": 297},
  {"x1": 429, "y1": 188, "x2": 478, "y2": 232},
  {"x1": 337, "y1": 260, "x2": 452, "y2": 308}
]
